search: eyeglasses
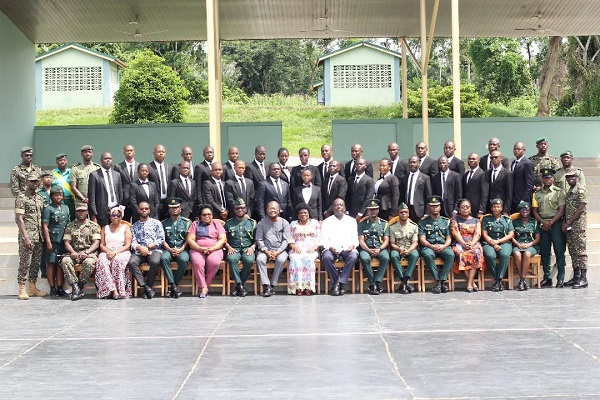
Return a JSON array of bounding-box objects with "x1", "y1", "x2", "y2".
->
[
  {"x1": 459, "y1": 205, "x2": 471, "y2": 209},
  {"x1": 200, "y1": 213, "x2": 213, "y2": 216},
  {"x1": 110, "y1": 214, "x2": 121, "y2": 217},
  {"x1": 490, "y1": 156, "x2": 499, "y2": 159}
]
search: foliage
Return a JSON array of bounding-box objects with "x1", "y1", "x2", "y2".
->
[
  {"x1": 555, "y1": 89, "x2": 578, "y2": 117},
  {"x1": 488, "y1": 94, "x2": 539, "y2": 117},
  {"x1": 110, "y1": 51, "x2": 189, "y2": 124},
  {"x1": 396, "y1": 84, "x2": 490, "y2": 118}
]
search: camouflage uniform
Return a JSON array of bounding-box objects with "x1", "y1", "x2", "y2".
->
[
  {"x1": 554, "y1": 167, "x2": 586, "y2": 193},
  {"x1": 70, "y1": 162, "x2": 100, "y2": 206},
  {"x1": 15, "y1": 192, "x2": 44, "y2": 283},
  {"x1": 565, "y1": 182, "x2": 587, "y2": 271},
  {"x1": 529, "y1": 154, "x2": 560, "y2": 188},
  {"x1": 61, "y1": 219, "x2": 101, "y2": 285},
  {"x1": 10, "y1": 163, "x2": 42, "y2": 197}
]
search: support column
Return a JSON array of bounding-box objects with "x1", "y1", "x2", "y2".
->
[
  {"x1": 420, "y1": 0, "x2": 429, "y2": 146},
  {"x1": 401, "y1": 38, "x2": 408, "y2": 119},
  {"x1": 451, "y1": 0, "x2": 462, "y2": 158},
  {"x1": 206, "y1": 0, "x2": 222, "y2": 161}
]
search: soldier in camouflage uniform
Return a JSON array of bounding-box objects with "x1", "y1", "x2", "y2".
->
[
  {"x1": 528, "y1": 137, "x2": 561, "y2": 190},
  {"x1": 10, "y1": 146, "x2": 42, "y2": 198},
  {"x1": 358, "y1": 199, "x2": 390, "y2": 295},
  {"x1": 71, "y1": 145, "x2": 100, "y2": 207},
  {"x1": 61, "y1": 204, "x2": 101, "y2": 300},
  {"x1": 14, "y1": 172, "x2": 46, "y2": 300},
  {"x1": 562, "y1": 169, "x2": 588, "y2": 289},
  {"x1": 388, "y1": 202, "x2": 419, "y2": 294},
  {"x1": 554, "y1": 150, "x2": 586, "y2": 193}
]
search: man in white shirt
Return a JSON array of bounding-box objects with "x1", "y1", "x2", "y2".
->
[{"x1": 321, "y1": 198, "x2": 359, "y2": 296}]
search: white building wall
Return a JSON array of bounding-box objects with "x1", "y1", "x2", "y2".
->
[{"x1": 327, "y1": 47, "x2": 397, "y2": 106}]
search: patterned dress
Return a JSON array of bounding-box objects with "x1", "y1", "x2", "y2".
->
[
  {"x1": 450, "y1": 215, "x2": 484, "y2": 272},
  {"x1": 287, "y1": 219, "x2": 321, "y2": 293},
  {"x1": 96, "y1": 222, "x2": 132, "y2": 298}
]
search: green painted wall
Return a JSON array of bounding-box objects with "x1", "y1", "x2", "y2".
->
[{"x1": 220, "y1": 122, "x2": 282, "y2": 163}]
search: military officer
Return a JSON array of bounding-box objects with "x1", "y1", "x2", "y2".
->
[
  {"x1": 511, "y1": 201, "x2": 540, "y2": 291},
  {"x1": 532, "y1": 168, "x2": 566, "y2": 287},
  {"x1": 61, "y1": 204, "x2": 101, "y2": 300},
  {"x1": 528, "y1": 137, "x2": 561, "y2": 190},
  {"x1": 224, "y1": 198, "x2": 257, "y2": 297},
  {"x1": 10, "y1": 146, "x2": 42, "y2": 198},
  {"x1": 42, "y1": 186, "x2": 70, "y2": 297},
  {"x1": 481, "y1": 198, "x2": 515, "y2": 291},
  {"x1": 418, "y1": 195, "x2": 454, "y2": 294},
  {"x1": 71, "y1": 144, "x2": 101, "y2": 207},
  {"x1": 554, "y1": 150, "x2": 586, "y2": 193},
  {"x1": 161, "y1": 197, "x2": 191, "y2": 298},
  {"x1": 388, "y1": 202, "x2": 419, "y2": 294},
  {"x1": 14, "y1": 172, "x2": 46, "y2": 300},
  {"x1": 562, "y1": 169, "x2": 588, "y2": 289},
  {"x1": 358, "y1": 199, "x2": 390, "y2": 295},
  {"x1": 38, "y1": 171, "x2": 53, "y2": 207},
  {"x1": 52, "y1": 153, "x2": 75, "y2": 220}
]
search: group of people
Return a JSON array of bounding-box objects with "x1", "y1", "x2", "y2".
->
[{"x1": 10, "y1": 135, "x2": 588, "y2": 299}]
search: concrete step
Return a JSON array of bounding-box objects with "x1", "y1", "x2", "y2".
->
[
  {"x1": 0, "y1": 198, "x2": 14, "y2": 208},
  {"x1": 0, "y1": 187, "x2": 12, "y2": 198},
  {"x1": 574, "y1": 158, "x2": 600, "y2": 167},
  {"x1": 0, "y1": 223, "x2": 18, "y2": 237},
  {"x1": 0, "y1": 254, "x2": 19, "y2": 268},
  {"x1": 0, "y1": 210, "x2": 14, "y2": 224},
  {"x1": 0, "y1": 240, "x2": 17, "y2": 253}
]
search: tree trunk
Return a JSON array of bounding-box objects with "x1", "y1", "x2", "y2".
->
[{"x1": 537, "y1": 37, "x2": 563, "y2": 116}]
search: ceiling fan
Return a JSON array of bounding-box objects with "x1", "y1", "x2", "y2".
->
[
  {"x1": 114, "y1": 28, "x2": 169, "y2": 39},
  {"x1": 299, "y1": 0, "x2": 353, "y2": 35},
  {"x1": 514, "y1": 13, "x2": 557, "y2": 35}
]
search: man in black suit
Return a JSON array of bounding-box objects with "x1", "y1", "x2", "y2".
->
[
  {"x1": 194, "y1": 145, "x2": 215, "y2": 187},
  {"x1": 276, "y1": 147, "x2": 291, "y2": 184},
  {"x1": 322, "y1": 160, "x2": 347, "y2": 218},
  {"x1": 510, "y1": 141, "x2": 535, "y2": 213},
  {"x1": 202, "y1": 162, "x2": 228, "y2": 221},
  {"x1": 244, "y1": 145, "x2": 269, "y2": 190},
  {"x1": 290, "y1": 147, "x2": 321, "y2": 188},
  {"x1": 374, "y1": 158, "x2": 399, "y2": 221},
  {"x1": 225, "y1": 160, "x2": 255, "y2": 218},
  {"x1": 443, "y1": 140, "x2": 465, "y2": 176},
  {"x1": 292, "y1": 169, "x2": 322, "y2": 221},
  {"x1": 344, "y1": 144, "x2": 373, "y2": 178},
  {"x1": 432, "y1": 156, "x2": 462, "y2": 218},
  {"x1": 148, "y1": 144, "x2": 174, "y2": 220},
  {"x1": 256, "y1": 163, "x2": 293, "y2": 221},
  {"x1": 116, "y1": 144, "x2": 139, "y2": 221},
  {"x1": 222, "y1": 146, "x2": 240, "y2": 182},
  {"x1": 167, "y1": 161, "x2": 197, "y2": 219},
  {"x1": 387, "y1": 142, "x2": 408, "y2": 182},
  {"x1": 416, "y1": 141, "x2": 438, "y2": 179},
  {"x1": 485, "y1": 151, "x2": 513, "y2": 214},
  {"x1": 463, "y1": 153, "x2": 488, "y2": 217},
  {"x1": 171, "y1": 146, "x2": 195, "y2": 181},
  {"x1": 479, "y1": 137, "x2": 509, "y2": 170},
  {"x1": 317, "y1": 144, "x2": 335, "y2": 182},
  {"x1": 400, "y1": 155, "x2": 432, "y2": 223},
  {"x1": 346, "y1": 158, "x2": 375, "y2": 220},
  {"x1": 88, "y1": 152, "x2": 123, "y2": 227},
  {"x1": 130, "y1": 163, "x2": 160, "y2": 222}
]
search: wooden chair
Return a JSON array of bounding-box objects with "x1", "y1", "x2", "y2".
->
[
  {"x1": 132, "y1": 263, "x2": 165, "y2": 297},
  {"x1": 388, "y1": 258, "x2": 424, "y2": 293},
  {"x1": 225, "y1": 260, "x2": 258, "y2": 296},
  {"x1": 511, "y1": 254, "x2": 542, "y2": 289},
  {"x1": 258, "y1": 260, "x2": 289, "y2": 295},
  {"x1": 162, "y1": 261, "x2": 196, "y2": 296},
  {"x1": 450, "y1": 266, "x2": 485, "y2": 291},
  {"x1": 358, "y1": 258, "x2": 392, "y2": 293},
  {"x1": 324, "y1": 259, "x2": 357, "y2": 294},
  {"x1": 481, "y1": 257, "x2": 514, "y2": 290},
  {"x1": 74, "y1": 263, "x2": 97, "y2": 295}
]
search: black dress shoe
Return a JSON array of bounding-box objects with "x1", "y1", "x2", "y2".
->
[
  {"x1": 540, "y1": 278, "x2": 553, "y2": 287},
  {"x1": 262, "y1": 285, "x2": 272, "y2": 297},
  {"x1": 397, "y1": 283, "x2": 409, "y2": 294},
  {"x1": 339, "y1": 283, "x2": 346, "y2": 295},
  {"x1": 376, "y1": 282, "x2": 384, "y2": 294},
  {"x1": 441, "y1": 282, "x2": 449, "y2": 293},
  {"x1": 330, "y1": 282, "x2": 341, "y2": 296},
  {"x1": 239, "y1": 285, "x2": 248, "y2": 297},
  {"x1": 406, "y1": 283, "x2": 414, "y2": 294},
  {"x1": 368, "y1": 284, "x2": 379, "y2": 295},
  {"x1": 270, "y1": 285, "x2": 276, "y2": 295},
  {"x1": 498, "y1": 281, "x2": 504, "y2": 291},
  {"x1": 71, "y1": 283, "x2": 83, "y2": 301},
  {"x1": 517, "y1": 280, "x2": 526, "y2": 291},
  {"x1": 491, "y1": 281, "x2": 499, "y2": 292},
  {"x1": 556, "y1": 280, "x2": 564, "y2": 288},
  {"x1": 431, "y1": 283, "x2": 441, "y2": 294},
  {"x1": 143, "y1": 285, "x2": 154, "y2": 299},
  {"x1": 50, "y1": 288, "x2": 57, "y2": 297}
]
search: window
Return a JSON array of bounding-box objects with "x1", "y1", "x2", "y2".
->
[
  {"x1": 333, "y1": 64, "x2": 392, "y2": 89},
  {"x1": 44, "y1": 66, "x2": 102, "y2": 91}
]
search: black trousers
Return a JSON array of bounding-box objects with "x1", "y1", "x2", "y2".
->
[{"x1": 128, "y1": 251, "x2": 162, "y2": 287}]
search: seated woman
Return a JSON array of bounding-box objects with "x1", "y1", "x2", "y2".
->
[
  {"x1": 450, "y1": 199, "x2": 484, "y2": 292},
  {"x1": 187, "y1": 205, "x2": 226, "y2": 298},
  {"x1": 95, "y1": 205, "x2": 132, "y2": 299},
  {"x1": 481, "y1": 199, "x2": 514, "y2": 291},
  {"x1": 288, "y1": 203, "x2": 321, "y2": 295},
  {"x1": 511, "y1": 201, "x2": 540, "y2": 291}
]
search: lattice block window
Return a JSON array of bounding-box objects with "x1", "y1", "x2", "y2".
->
[
  {"x1": 333, "y1": 64, "x2": 392, "y2": 89},
  {"x1": 44, "y1": 66, "x2": 102, "y2": 91}
]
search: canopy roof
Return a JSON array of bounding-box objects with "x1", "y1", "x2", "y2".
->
[{"x1": 1, "y1": 0, "x2": 600, "y2": 43}]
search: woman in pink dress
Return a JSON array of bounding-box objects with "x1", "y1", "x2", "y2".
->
[
  {"x1": 450, "y1": 199, "x2": 484, "y2": 292},
  {"x1": 187, "y1": 205, "x2": 226, "y2": 298},
  {"x1": 95, "y1": 205, "x2": 133, "y2": 299},
  {"x1": 288, "y1": 203, "x2": 321, "y2": 295}
]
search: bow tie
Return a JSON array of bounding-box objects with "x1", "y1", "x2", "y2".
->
[
  {"x1": 140, "y1": 181, "x2": 149, "y2": 185},
  {"x1": 303, "y1": 184, "x2": 311, "y2": 188},
  {"x1": 281, "y1": 165, "x2": 287, "y2": 170}
]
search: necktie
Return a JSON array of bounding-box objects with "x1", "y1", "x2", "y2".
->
[
  {"x1": 275, "y1": 179, "x2": 282, "y2": 197},
  {"x1": 351, "y1": 161, "x2": 356, "y2": 175},
  {"x1": 467, "y1": 170, "x2": 473, "y2": 184},
  {"x1": 354, "y1": 175, "x2": 360, "y2": 187},
  {"x1": 323, "y1": 162, "x2": 328, "y2": 178},
  {"x1": 218, "y1": 181, "x2": 226, "y2": 208},
  {"x1": 259, "y1": 163, "x2": 265, "y2": 179},
  {"x1": 239, "y1": 177, "x2": 246, "y2": 193},
  {"x1": 441, "y1": 172, "x2": 446, "y2": 200},
  {"x1": 492, "y1": 169, "x2": 497, "y2": 183},
  {"x1": 407, "y1": 173, "x2": 414, "y2": 205},
  {"x1": 328, "y1": 176, "x2": 334, "y2": 194},
  {"x1": 512, "y1": 160, "x2": 518, "y2": 172},
  {"x1": 159, "y1": 164, "x2": 167, "y2": 195},
  {"x1": 184, "y1": 177, "x2": 190, "y2": 196},
  {"x1": 106, "y1": 169, "x2": 115, "y2": 203},
  {"x1": 392, "y1": 160, "x2": 397, "y2": 175},
  {"x1": 128, "y1": 164, "x2": 133, "y2": 180}
]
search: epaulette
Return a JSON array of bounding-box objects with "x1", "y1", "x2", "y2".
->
[
  {"x1": 181, "y1": 216, "x2": 192, "y2": 223},
  {"x1": 440, "y1": 216, "x2": 449, "y2": 220},
  {"x1": 407, "y1": 219, "x2": 417, "y2": 226},
  {"x1": 92, "y1": 162, "x2": 101, "y2": 167},
  {"x1": 71, "y1": 163, "x2": 81, "y2": 167}
]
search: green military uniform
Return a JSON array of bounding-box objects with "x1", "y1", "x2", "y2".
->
[
  {"x1": 161, "y1": 215, "x2": 192, "y2": 286},
  {"x1": 565, "y1": 181, "x2": 587, "y2": 272},
  {"x1": 52, "y1": 166, "x2": 75, "y2": 220},
  {"x1": 481, "y1": 213, "x2": 514, "y2": 281},
  {"x1": 555, "y1": 167, "x2": 585, "y2": 193},
  {"x1": 15, "y1": 191, "x2": 45, "y2": 284},
  {"x1": 512, "y1": 218, "x2": 540, "y2": 256},
  {"x1": 388, "y1": 218, "x2": 419, "y2": 282},
  {"x1": 10, "y1": 163, "x2": 42, "y2": 198},
  {"x1": 225, "y1": 216, "x2": 257, "y2": 285},
  {"x1": 418, "y1": 214, "x2": 454, "y2": 282},
  {"x1": 38, "y1": 187, "x2": 51, "y2": 207},
  {"x1": 358, "y1": 215, "x2": 390, "y2": 286},
  {"x1": 41, "y1": 201, "x2": 70, "y2": 263},
  {"x1": 529, "y1": 154, "x2": 561, "y2": 188},
  {"x1": 61, "y1": 219, "x2": 101, "y2": 285},
  {"x1": 70, "y1": 162, "x2": 100, "y2": 206},
  {"x1": 532, "y1": 182, "x2": 566, "y2": 281}
]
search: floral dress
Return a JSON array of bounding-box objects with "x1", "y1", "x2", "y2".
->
[
  {"x1": 288, "y1": 219, "x2": 321, "y2": 293},
  {"x1": 450, "y1": 216, "x2": 484, "y2": 272},
  {"x1": 96, "y1": 222, "x2": 132, "y2": 298}
]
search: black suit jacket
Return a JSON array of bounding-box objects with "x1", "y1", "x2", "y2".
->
[
  {"x1": 129, "y1": 180, "x2": 160, "y2": 222},
  {"x1": 244, "y1": 160, "x2": 270, "y2": 190},
  {"x1": 346, "y1": 174, "x2": 375, "y2": 217},
  {"x1": 479, "y1": 154, "x2": 510, "y2": 170},
  {"x1": 375, "y1": 174, "x2": 399, "y2": 216},
  {"x1": 278, "y1": 164, "x2": 291, "y2": 184},
  {"x1": 510, "y1": 157, "x2": 534, "y2": 205},
  {"x1": 462, "y1": 168, "x2": 488, "y2": 216},
  {"x1": 116, "y1": 160, "x2": 139, "y2": 203},
  {"x1": 292, "y1": 184, "x2": 323, "y2": 221},
  {"x1": 316, "y1": 161, "x2": 332, "y2": 182},
  {"x1": 202, "y1": 179, "x2": 228, "y2": 218},
  {"x1": 400, "y1": 172, "x2": 432, "y2": 220},
  {"x1": 322, "y1": 174, "x2": 348, "y2": 217},
  {"x1": 418, "y1": 156, "x2": 438, "y2": 179},
  {"x1": 485, "y1": 167, "x2": 513, "y2": 213},
  {"x1": 222, "y1": 160, "x2": 237, "y2": 182},
  {"x1": 87, "y1": 169, "x2": 123, "y2": 227},
  {"x1": 344, "y1": 160, "x2": 374, "y2": 179},
  {"x1": 290, "y1": 165, "x2": 322, "y2": 188},
  {"x1": 225, "y1": 176, "x2": 255, "y2": 218},
  {"x1": 391, "y1": 159, "x2": 409, "y2": 182},
  {"x1": 194, "y1": 160, "x2": 213, "y2": 184},
  {"x1": 167, "y1": 177, "x2": 198, "y2": 219},
  {"x1": 432, "y1": 170, "x2": 463, "y2": 217},
  {"x1": 256, "y1": 178, "x2": 293, "y2": 221},
  {"x1": 448, "y1": 157, "x2": 465, "y2": 176},
  {"x1": 148, "y1": 161, "x2": 174, "y2": 200}
]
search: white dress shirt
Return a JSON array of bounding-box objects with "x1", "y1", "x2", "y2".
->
[{"x1": 321, "y1": 214, "x2": 359, "y2": 252}]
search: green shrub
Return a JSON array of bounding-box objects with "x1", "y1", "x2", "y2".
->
[{"x1": 488, "y1": 94, "x2": 538, "y2": 117}]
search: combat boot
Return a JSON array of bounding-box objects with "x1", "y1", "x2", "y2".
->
[
  {"x1": 28, "y1": 282, "x2": 47, "y2": 297},
  {"x1": 18, "y1": 283, "x2": 29, "y2": 300},
  {"x1": 71, "y1": 282, "x2": 84, "y2": 300},
  {"x1": 572, "y1": 269, "x2": 588, "y2": 289},
  {"x1": 565, "y1": 268, "x2": 580, "y2": 286}
]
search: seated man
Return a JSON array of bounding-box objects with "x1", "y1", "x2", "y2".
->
[
  {"x1": 418, "y1": 195, "x2": 454, "y2": 294},
  {"x1": 389, "y1": 202, "x2": 419, "y2": 294},
  {"x1": 358, "y1": 199, "x2": 390, "y2": 295},
  {"x1": 61, "y1": 204, "x2": 101, "y2": 300},
  {"x1": 321, "y1": 198, "x2": 359, "y2": 296},
  {"x1": 224, "y1": 198, "x2": 257, "y2": 297},
  {"x1": 255, "y1": 201, "x2": 290, "y2": 297},
  {"x1": 161, "y1": 197, "x2": 191, "y2": 298},
  {"x1": 128, "y1": 201, "x2": 165, "y2": 299}
]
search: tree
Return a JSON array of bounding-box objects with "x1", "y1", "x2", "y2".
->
[
  {"x1": 537, "y1": 37, "x2": 564, "y2": 116},
  {"x1": 110, "y1": 50, "x2": 189, "y2": 124}
]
